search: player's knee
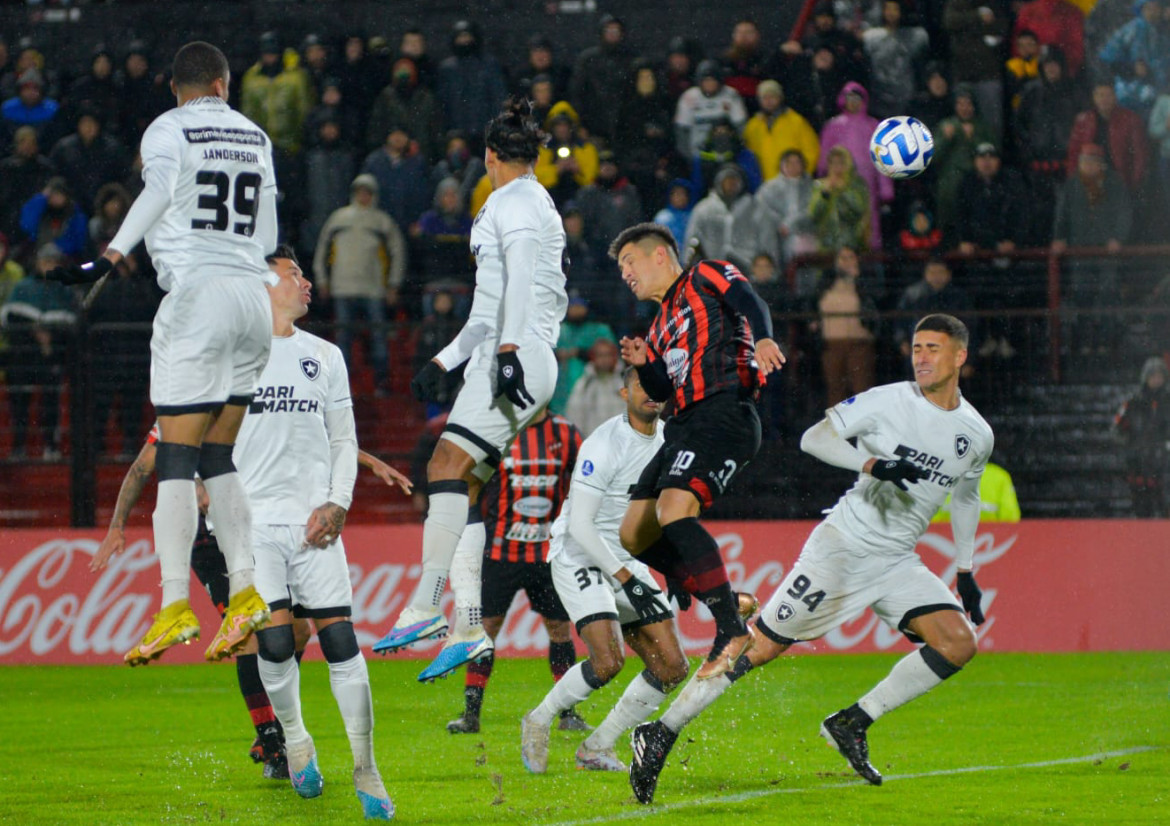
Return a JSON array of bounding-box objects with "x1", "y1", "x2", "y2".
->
[
  {"x1": 933, "y1": 619, "x2": 978, "y2": 668},
  {"x1": 653, "y1": 653, "x2": 690, "y2": 691},
  {"x1": 155, "y1": 442, "x2": 202, "y2": 482},
  {"x1": 317, "y1": 620, "x2": 360, "y2": 663},
  {"x1": 257, "y1": 624, "x2": 296, "y2": 663},
  {"x1": 587, "y1": 648, "x2": 625, "y2": 684},
  {"x1": 197, "y1": 442, "x2": 236, "y2": 481}
]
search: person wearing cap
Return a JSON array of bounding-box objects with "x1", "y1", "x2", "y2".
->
[
  {"x1": 1066, "y1": 80, "x2": 1149, "y2": 194},
  {"x1": 954, "y1": 142, "x2": 1027, "y2": 254},
  {"x1": 742, "y1": 79, "x2": 819, "y2": 181},
  {"x1": 241, "y1": 31, "x2": 312, "y2": 156},
  {"x1": 366, "y1": 56, "x2": 441, "y2": 161},
  {"x1": 934, "y1": 85, "x2": 995, "y2": 242},
  {"x1": 534, "y1": 100, "x2": 599, "y2": 209},
  {"x1": 1114, "y1": 355, "x2": 1170, "y2": 517},
  {"x1": 513, "y1": 34, "x2": 570, "y2": 101},
  {"x1": 18, "y1": 175, "x2": 88, "y2": 260},
  {"x1": 1, "y1": 66, "x2": 61, "y2": 148},
  {"x1": 569, "y1": 14, "x2": 636, "y2": 143},
  {"x1": 862, "y1": 0, "x2": 930, "y2": 120},
  {"x1": 673, "y1": 60, "x2": 747, "y2": 158},
  {"x1": 437, "y1": 20, "x2": 507, "y2": 140},
  {"x1": 313, "y1": 174, "x2": 406, "y2": 396}
]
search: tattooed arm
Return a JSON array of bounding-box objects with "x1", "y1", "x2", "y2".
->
[
  {"x1": 304, "y1": 404, "x2": 358, "y2": 548},
  {"x1": 90, "y1": 440, "x2": 157, "y2": 571}
]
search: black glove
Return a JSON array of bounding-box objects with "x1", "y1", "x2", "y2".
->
[
  {"x1": 621, "y1": 576, "x2": 671, "y2": 623},
  {"x1": 870, "y1": 458, "x2": 929, "y2": 491},
  {"x1": 495, "y1": 350, "x2": 535, "y2": 409},
  {"x1": 410, "y1": 361, "x2": 447, "y2": 403},
  {"x1": 43, "y1": 256, "x2": 113, "y2": 286},
  {"x1": 956, "y1": 571, "x2": 985, "y2": 625},
  {"x1": 666, "y1": 576, "x2": 693, "y2": 612}
]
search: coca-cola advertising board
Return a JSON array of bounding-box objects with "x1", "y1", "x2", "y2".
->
[{"x1": 1, "y1": 521, "x2": 1167, "y2": 664}]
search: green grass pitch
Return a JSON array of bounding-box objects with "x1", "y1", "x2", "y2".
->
[{"x1": 2, "y1": 651, "x2": 1167, "y2": 825}]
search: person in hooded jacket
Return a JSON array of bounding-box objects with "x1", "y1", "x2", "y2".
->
[
  {"x1": 683, "y1": 163, "x2": 758, "y2": 271},
  {"x1": 653, "y1": 179, "x2": 695, "y2": 254},
  {"x1": 366, "y1": 57, "x2": 442, "y2": 162},
  {"x1": 690, "y1": 116, "x2": 762, "y2": 196},
  {"x1": 535, "y1": 101, "x2": 599, "y2": 209},
  {"x1": 817, "y1": 83, "x2": 889, "y2": 249},
  {"x1": 437, "y1": 20, "x2": 508, "y2": 142},
  {"x1": 569, "y1": 14, "x2": 636, "y2": 144}
]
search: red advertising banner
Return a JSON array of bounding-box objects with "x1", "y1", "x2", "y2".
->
[{"x1": 1, "y1": 521, "x2": 1167, "y2": 665}]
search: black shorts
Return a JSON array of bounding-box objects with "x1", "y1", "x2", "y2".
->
[
  {"x1": 481, "y1": 557, "x2": 570, "y2": 622},
  {"x1": 190, "y1": 526, "x2": 228, "y2": 618},
  {"x1": 631, "y1": 391, "x2": 762, "y2": 510}
]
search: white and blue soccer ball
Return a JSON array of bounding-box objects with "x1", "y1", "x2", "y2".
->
[{"x1": 869, "y1": 116, "x2": 934, "y2": 179}]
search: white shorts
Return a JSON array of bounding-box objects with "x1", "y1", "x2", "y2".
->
[
  {"x1": 550, "y1": 554, "x2": 671, "y2": 632},
  {"x1": 443, "y1": 341, "x2": 557, "y2": 481},
  {"x1": 151, "y1": 274, "x2": 272, "y2": 413},
  {"x1": 252, "y1": 524, "x2": 354, "y2": 618},
  {"x1": 756, "y1": 522, "x2": 961, "y2": 645}
]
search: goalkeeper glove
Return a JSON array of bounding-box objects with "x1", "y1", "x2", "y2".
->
[
  {"x1": 43, "y1": 256, "x2": 113, "y2": 286},
  {"x1": 870, "y1": 458, "x2": 929, "y2": 491},
  {"x1": 621, "y1": 576, "x2": 671, "y2": 624},
  {"x1": 495, "y1": 350, "x2": 535, "y2": 409},
  {"x1": 956, "y1": 571, "x2": 985, "y2": 625}
]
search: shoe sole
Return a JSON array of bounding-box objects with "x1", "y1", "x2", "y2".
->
[
  {"x1": 124, "y1": 624, "x2": 200, "y2": 667},
  {"x1": 576, "y1": 755, "x2": 626, "y2": 772},
  {"x1": 417, "y1": 639, "x2": 494, "y2": 682},
  {"x1": 205, "y1": 607, "x2": 271, "y2": 662},
  {"x1": 372, "y1": 619, "x2": 449, "y2": 654}
]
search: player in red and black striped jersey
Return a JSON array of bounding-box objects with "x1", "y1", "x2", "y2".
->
[
  {"x1": 446, "y1": 409, "x2": 586, "y2": 734},
  {"x1": 610, "y1": 223, "x2": 786, "y2": 682}
]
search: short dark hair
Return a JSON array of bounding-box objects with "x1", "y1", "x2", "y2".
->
[
  {"x1": 265, "y1": 243, "x2": 300, "y2": 266},
  {"x1": 915, "y1": 313, "x2": 968, "y2": 348},
  {"x1": 484, "y1": 96, "x2": 544, "y2": 163},
  {"x1": 607, "y1": 222, "x2": 679, "y2": 262},
  {"x1": 172, "y1": 41, "x2": 229, "y2": 88},
  {"x1": 621, "y1": 363, "x2": 638, "y2": 387}
]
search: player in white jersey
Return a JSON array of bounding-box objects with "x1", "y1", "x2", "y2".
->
[
  {"x1": 373, "y1": 98, "x2": 568, "y2": 680},
  {"x1": 517, "y1": 367, "x2": 691, "y2": 774},
  {"x1": 627, "y1": 314, "x2": 994, "y2": 804},
  {"x1": 234, "y1": 246, "x2": 392, "y2": 819},
  {"x1": 46, "y1": 42, "x2": 279, "y2": 665}
]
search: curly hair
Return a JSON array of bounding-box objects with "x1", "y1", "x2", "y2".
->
[{"x1": 484, "y1": 96, "x2": 544, "y2": 163}]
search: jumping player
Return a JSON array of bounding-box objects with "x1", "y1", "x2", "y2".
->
[
  {"x1": 627, "y1": 314, "x2": 992, "y2": 803},
  {"x1": 610, "y1": 223, "x2": 784, "y2": 682},
  {"x1": 47, "y1": 41, "x2": 279, "y2": 663},
  {"x1": 374, "y1": 98, "x2": 568, "y2": 680},
  {"x1": 444, "y1": 408, "x2": 585, "y2": 729}
]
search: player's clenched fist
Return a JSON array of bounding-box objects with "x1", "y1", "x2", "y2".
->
[{"x1": 620, "y1": 336, "x2": 648, "y2": 366}]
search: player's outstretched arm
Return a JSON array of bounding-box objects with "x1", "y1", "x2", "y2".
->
[
  {"x1": 358, "y1": 449, "x2": 413, "y2": 494},
  {"x1": 90, "y1": 441, "x2": 156, "y2": 572},
  {"x1": 800, "y1": 418, "x2": 867, "y2": 472}
]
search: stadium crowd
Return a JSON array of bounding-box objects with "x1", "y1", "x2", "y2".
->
[{"x1": 0, "y1": 0, "x2": 1168, "y2": 469}]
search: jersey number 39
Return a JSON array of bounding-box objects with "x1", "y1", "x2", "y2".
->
[{"x1": 191, "y1": 171, "x2": 261, "y2": 236}]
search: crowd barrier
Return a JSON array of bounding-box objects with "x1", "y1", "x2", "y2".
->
[{"x1": 2, "y1": 519, "x2": 1167, "y2": 665}]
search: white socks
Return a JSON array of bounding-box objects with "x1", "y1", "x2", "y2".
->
[
  {"x1": 449, "y1": 517, "x2": 485, "y2": 637},
  {"x1": 258, "y1": 653, "x2": 309, "y2": 746},
  {"x1": 585, "y1": 672, "x2": 668, "y2": 751},
  {"x1": 329, "y1": 654, "x2": 376, "y2": 770},
  {"x1": 530, "y1": 662, "x2": 599, "y2": 726},
  {"x1": 660, "y1": 672, "x2": 734, "y2": 733},
  {"x1": 202, "y1": 472, "x2": 255, "y2": 595},
  {"x1": 857, "y1": 649, "x2": 946, "y2": 722},
  {"x1": 153, "y1": 479, "x2": 198, "y2": 606},
  {"x1": 410, "y1": 490, "x2": 468, "y2": 612}
]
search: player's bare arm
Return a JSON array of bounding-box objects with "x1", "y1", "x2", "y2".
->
[
  {"x1": 91, "y1": 441, "x2": 157, "y2": 572},
  {"x1": 358, "y1": 449, "x2": 413, "y2": 494},
  {"x1": 304, "y1": 502, "x2": 348, "y2": 548}
]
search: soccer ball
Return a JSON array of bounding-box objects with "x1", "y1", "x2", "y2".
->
[{"x1": 869, "y1": 116, "x2": 934, "y2": 179}]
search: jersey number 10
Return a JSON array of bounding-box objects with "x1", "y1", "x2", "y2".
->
[{"x1": 191, "y1": 170, "x2": 262, "y2": 236}]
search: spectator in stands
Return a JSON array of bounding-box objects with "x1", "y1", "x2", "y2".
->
[
  {"x1": 898, "y1": 200, "x2": 943, "y2": 255},
  {"x1": 0, "y1": 233, "x2": 25, "y2": 360},
  {"x1": 933, "y1": 86, "x2": 996, "y2": 243},
  {"x1": 569, "y1": 13, "x2": 635, "y2": 144},
  {"x1": 818, "y1": 82, "x2": 890, "y2": 248},
  {"x1": 894, "y1": 259, "x2": 973, "y2": 356},
  {"x1": 116, "y1": 40, "x2": 168, "y2": 145},
  {"x1": 908, "y1": 62, "x2": 955, "y2": 132},
  {"x1": 561, "y1": 205, "x2": 619, "y2": 321},
  {"x1": 241, "y1": 32, "x2": 312, "y2": 157},
  {"x1": 812, "y1": 245, "x2": 877, "y2": 407},
  {"x1": 413, "y1": 177, "x2": 474, "y2": 314},
  {"x1": 0, "y1": 242, "x2": 75, "y2": 460},
  {"x1": 1005, "y1": 29, "x2": 1041, "y2": 112},
  {"x1": 513, "y1": 34, "x2": 570, "y2": 101},
  {"x1": 551, "y1": 295, "x2": 616, "y2": 413},
  {"x1": 933, "y1": 460, "x2": 1021, "y2": 522},
  {"x1": 1066, "y1": 80, "x2": 1149, "y2": 194},
  {"x1": 300, "y1": 33, "x2": 332, "y2": 98},
  {"x1": 564, "y1": 338, "x2": 626, "y2": 438},
  {"x1": 366, "y1": 57, "x2": 442, "y2": 161},
  {"x1": 64, "y1": 44, "x2": 119, "y2": 134},
  {"x1": 0, "y1": 126, "x2": 53, "y2": 240},
  {"x1": 691, "y1": 116, "x2": 762, "y2": 196},
  {"x1": 778, "y1": 44, "x2": 849, "y2": 133},
  {"x1": 684, "y1": 163, "x2": 758, "y2": 271},
  {"x1": 810, "y1": 145, "x2": 872, "y2": 253},
  {"x1": 336, "y1": 34, "x2": 382, "y2": 141},
  {"x1": 1114, "y1": 355, "x2": 1169, "y2": 517},
  {"x1": 789, "y1": 2, "x2": 870, "y2": 86},
  {"x1": 674, "y1": 61, "x2": 747, "y2": 159},
  {"x1": 653, "y1": 179, "x2": 696, "y2": 256},
  {"x1": 1098, "y1": 0, "x2": 1168, "y2": 118},
  {"x1": 862, "y1": 0, "x2": 931, "y2": 120},
  {"x1": 720, "y1": 18, "x2": 768, "y2": 109},
  {"x1": 412, "y1": 291, "x2": 463, "y2": 419},
  {"x1": 575, "y1": 151, "x2": 642, "y2": 262},
  {"x1": 663, "y1": 36, "x2": 700, "y2": 103},
  {"x1": 302, "y1": 93, "x2": 356, "y2": 256},
  {"x1": 742, "y1": 80, "x2": 819, "y2": 182},
  {"x1": 2, "y1": 68, "x2": 61, "y2": 150},
  {"x1": 954, "y1": 143, "x2": 1028, "y2": 253},
  {"x1": 313, "y1": 174, "x2": 406, "y2": 396},
  {"x1": 19, "y1": 176, "x2": 86, "y2": 262},
  {"x1": 431, "y1": 130, "x2": 486, "y2": 213},
  {"x1": 527, "y1": 74, "x2": 556, "y2": 127},
  {"x1": 535, "y1": 101, "x2": 599, "y2": 209},
  {"x1": 1150, "y1": 89, "x2": 1170, "y2": 203},
  {"x1": 87, "y1": 182, "x2": 130, "y2": 254},
  {"x1": 0, "y1": 39, "x2": 14, "y2": 102},
  {"x1": 1014, "y1": 0, "x2": 1086, "y2": 78},
  {"x1": 756, "y1": 149, "x2": 817, "y2": 268},
  {"x1": 397, "y1": 28, "x2": 435, "y2": 91},
  {"x1": 49, "y1": 107, "x2": 128, "y2": 214},
  {"x1": 614, "y1": 59, "x2": 677, "y2": 214},
  {"x1": 943, "y1": 0, "x2": 1010, "y2": 142},
  {"x1": 362, "y1": 123, "x2": 432, "y2": 231}
]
